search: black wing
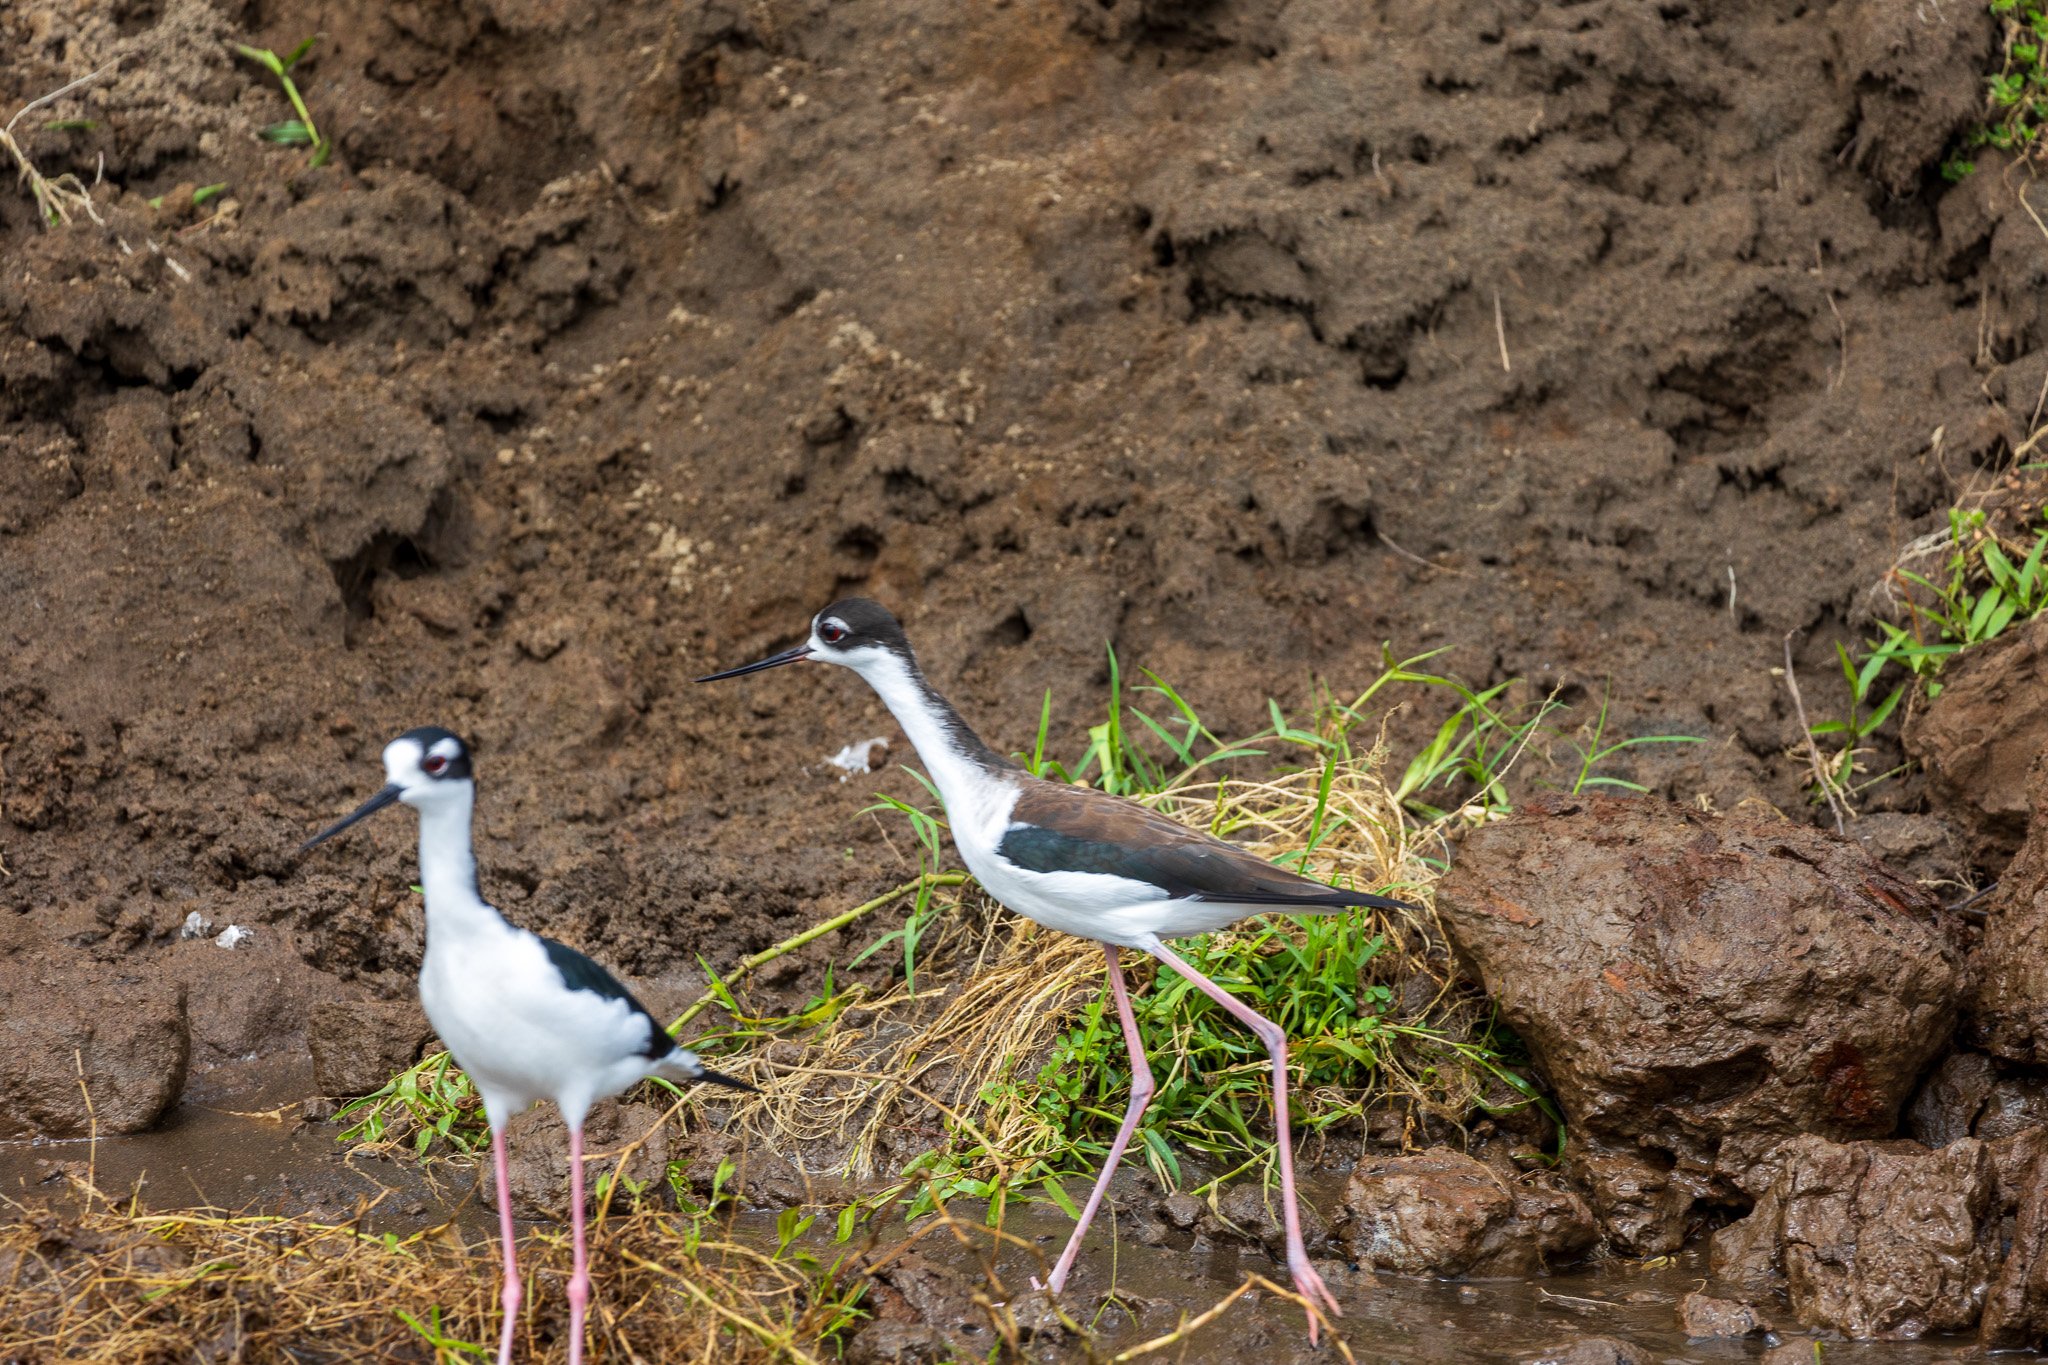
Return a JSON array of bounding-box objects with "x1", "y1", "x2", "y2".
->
[
  {"x1": 540, "y1": 937, "x2": 677, "y2": 1060},
  {"x1": 1001, "y1": 783, "x2": 1418, "y2": 910}
]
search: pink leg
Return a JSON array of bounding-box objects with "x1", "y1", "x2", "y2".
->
[
  {"x1": 492, "y1": 1129, "x2": 522, "y2": 1365},
  {"x1": 567, "y1": 1126, "x2": 591, "y2": 1365},
  {"x1": 1035, "y1": 945, "x2": 1156, "y2": 1296},
  {"x1": 1144, "y1": 936, "x2": 1342, "y2": 1343}
]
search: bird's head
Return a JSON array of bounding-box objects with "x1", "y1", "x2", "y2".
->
[
  {"x1": 303, "y1": 727, "x2": 475, "y2": 851},
  {"x1": 696, "y1": 598, "x2": 913, "y2": 684}
]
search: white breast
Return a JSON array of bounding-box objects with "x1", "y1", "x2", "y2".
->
[{"x1": 419, "y1": 926, "x2": 661, "y2": 1129}]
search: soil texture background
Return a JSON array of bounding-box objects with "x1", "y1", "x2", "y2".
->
[{"x1": 0, "y1": 0, "x2": 2032, "y2": 1126}]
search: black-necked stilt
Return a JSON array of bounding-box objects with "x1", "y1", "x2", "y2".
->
[
  {"x1": 302, "y1": 727, "x2": 749, "y2": 1365},
  {"x1": 700, "y1": 600, "x2": 1416, "y2": 1341}
]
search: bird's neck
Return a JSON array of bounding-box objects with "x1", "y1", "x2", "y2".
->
[
  {"x1": 415, "y1": 788, "x2": 506, "y2": 940},
  {"x1": 859, "y1": 652, "x2": 1016, "y2": 823}
]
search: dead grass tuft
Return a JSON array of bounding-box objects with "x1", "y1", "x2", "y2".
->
[
  {"x1": 0, "y1": 1178, "x2": 860, "y2": 1364},
  {"x1": 706, "y1": 735, "x2": 1500, "y2": 1215}
]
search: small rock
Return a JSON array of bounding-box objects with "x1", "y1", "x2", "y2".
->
[
  {"x1": 1908, "y1": 1050, "x2": 2048, "y2": 1146},
  {"x1": 213, "y1": 924, "x2": 252, "y2": 949},
  {"x1": 1160, "y1": 1191, "x2": 1202, "y2": 1228},
  {"x1": 307, "y1": 999, "x2": 434, "y2": 1099},
  {"x1": 1851, "y1": 812, "x2": 1966, "y2": 886},
  {"x1": 845, "y1": 1250, "x2": 987, "y2": 1363},
  {"x1": 1517, "y1": 1336, "x2": 1651, "y2": 1365},
  {"x1": 1711, "y1": 1133, "x2": 1998, "y2": 1338},
  {"x1": 1969, "y1": 752, "x2": 2048, "y2": 1064},
  {"x1": 0, "y1": 961, "x2": 189, "y2": 1138},
  {"x1": 1905, "y1": 616, "x2": 2048, "y2": 866},
  {"x1": 179, "y1": 910, "x2": 213, "y2": 939},
  {"x1": 1984, "y1": 1130, "x2": 2048, "y2": 1348},
  {"x1": 844, "y1": 1321, "x2": 950, "y2": 1365},
  {"x1": 1334, "y1": 1149, "x2": 1594, "y2": 1276},
  {"x1": 1678, "y1": 1290, "x2": 1769, "y2": 1338},
  {"x1": 1760, "y1": 1342, "x2": 1823, "y2": 1365}
]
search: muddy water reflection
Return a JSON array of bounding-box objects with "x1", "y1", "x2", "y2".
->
[
  {"x1": 927, "y1": 1201, "x2": 1981, "y2": 1364},
  {"x1": 0, "y1": 1056, "x2": 482, "y2": 1237}
]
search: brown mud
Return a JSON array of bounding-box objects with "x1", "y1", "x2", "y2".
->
[{"x1": 3, "y1": 0, "x2": 2044, "y2": 1357}]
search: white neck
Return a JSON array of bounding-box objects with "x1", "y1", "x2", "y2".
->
[
  {"x1": 857, "y1": 653, "x2": 1011, "y2": 825},
  {"x1": 415, "y1": 786, "x2": 506, "y2": 940}
]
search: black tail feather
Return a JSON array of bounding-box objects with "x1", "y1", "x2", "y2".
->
[{"x1": 1191, "y1": 888, "x2": 1423, "y2": 913}]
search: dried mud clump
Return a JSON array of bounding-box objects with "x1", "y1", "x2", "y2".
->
[
  {"x1": 0, "y1": 955, "x2": 188, "y2": 1138},
  {"x1": 1437, "y1": 795, "x2": 1962, "y2": 1254},
  {"x1": 1969, "y1": 752, "x2": 2048, "y2": 1063},
  {"x1": 1905, "y1": 618, "x2": 2048, "y2": 868},
  {"x1": 1333, "y1": 1149, "x2": 1596, "y2": 1277},
  {"x1": 1711, "y1": 1135, "x2": 2000, "y2": 1340}
]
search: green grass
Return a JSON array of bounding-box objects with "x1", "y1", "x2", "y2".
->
[
  {"x1": 233, "y1": 34, "x2": 332, "y2": 169},
  {"x1": 1945, "y1": 0, "x2": 2048, "y2": 179},
  {"x1": 1802, "y1": 508, "x2": 2048, "y2": 807}
]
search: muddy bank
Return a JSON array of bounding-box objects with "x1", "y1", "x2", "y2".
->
[{"x1": 0, "y1": 0, "x2": 2029, "y2": 1101}]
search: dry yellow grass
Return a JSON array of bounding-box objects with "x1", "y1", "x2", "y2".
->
[{"x1": 0, "y1": 1174, "x2": 876, "y2": 1364}]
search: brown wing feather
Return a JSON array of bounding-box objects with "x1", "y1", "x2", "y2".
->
[{"x1": 1004, "y1": 781, "x2": 1407, "y2": 908}]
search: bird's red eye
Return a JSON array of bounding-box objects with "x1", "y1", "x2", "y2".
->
[
  {"x1": 423, "y1": 755, "x2": 449, "y2": 776},
  {"x1": 821, "y1": 623, "x2": 847, "y2": 644}
]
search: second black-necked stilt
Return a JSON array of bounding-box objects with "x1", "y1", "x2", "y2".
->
[
  {"x1": 302, "y1": 727, "x2": 750, "y2": 1365},
  {"x1": 700, "y1": 600, "x2": 1416, "y2": 1341}
]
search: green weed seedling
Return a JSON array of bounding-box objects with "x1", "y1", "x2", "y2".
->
[
  {"x1": 394, "y1": 1305, "x2": 489, "y2": 1363},
  {"x1": 1556, "y1": 683, "x2": 1703, "y2": 796},
  {"x1": 1806, "y1": 643, "x2": 1908, "y2": 803},
  {"x1": 233, "y1": 34, "x2": 331, "y2": 169},
  {"x1": 147, "y1": 183, "x2": 229, "y2": 212}
]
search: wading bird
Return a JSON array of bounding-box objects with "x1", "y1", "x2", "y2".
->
[
  {"x1": 700, "y1": 601, "x2": 1414, "y2": 1341},
  {"x1": 302, "y1": 728, "x2": 750, "y2": 1365}
]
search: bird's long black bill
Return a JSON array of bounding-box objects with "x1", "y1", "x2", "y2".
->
[
  {"x1": 694, "y1": 644, "x2": 811, "y2": 683},
  {"x1": 698, "y1": 1067, "x2": 759, "y2": 1093},
  {"x1": 301, "y1": 784, "x2": 403, "y2": 851}
]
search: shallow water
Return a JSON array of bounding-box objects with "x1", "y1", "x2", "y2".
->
[
  {"x1": 0, "y1": 1071, "x2": 1996, "y2": 1363},
  {"x1": 919, "y1": 1200, "x2": 1987, "y2": 1364},
  {"x1": 0, "y1": 1056, "x2": 475, "y2": 1237}
]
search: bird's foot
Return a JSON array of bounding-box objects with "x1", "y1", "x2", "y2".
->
[{"x1": 1288, "y1": 1254, "x2": 1342, "y2": 1345}]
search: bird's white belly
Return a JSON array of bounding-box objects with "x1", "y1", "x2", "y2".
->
[
  {"x1": 955, "y1": 838, "x2": 1220, "y2": 948},
  {"x1": 419, "y1": 936, "x2": 653, "y2": 1127}
]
